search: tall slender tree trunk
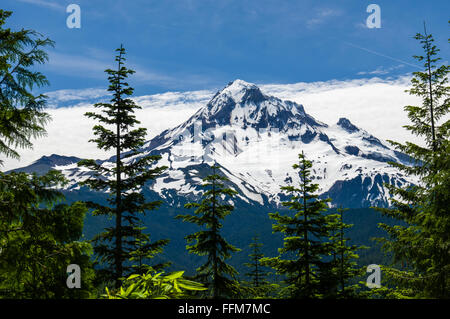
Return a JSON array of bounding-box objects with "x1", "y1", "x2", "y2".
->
[
  {"x1": 255, "y1": 249, "x2": 259, "y2": 287},
  {"x1": 339, "y1": 209, "x2": 345, "y2": 293},
  {"x1": 302, "y1": 158, "x2": 310, "y2": 297},
  {"x1": 212, "y1": 167, "x2": 218, "y2": 299},
  {"x1": 424, "y1": 23, "x2": 436, "y2": 151},
  {"x1": 115, "y1": 46, "x2": 123, "y2": 289},
  {"x1": 423, "y1": 26, "x2": 442, "y2": 296}
]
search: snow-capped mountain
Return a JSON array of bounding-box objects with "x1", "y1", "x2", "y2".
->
[{"x1": 17, "y1": 79, "x2": 415, "y2": 208}]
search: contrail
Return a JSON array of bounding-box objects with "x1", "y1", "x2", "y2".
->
[{"x1": 343, "y1": 41, "x2": 421, "y2": 69}]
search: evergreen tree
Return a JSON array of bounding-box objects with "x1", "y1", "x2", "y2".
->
[
  {"x1": 0, "y1": 170, "x2": 95, "y2": 298},
  {"x1": 129, "y1": 221, "x2": 170, "y2": 275},
  {"x1": 244, "y1": 235, "x2": 268, "y2": 288},
  {"x1": 78, "y1": 45, "x2": 167, "y2": 288},
  {"x1": 374, "y1": 25, "x2": 449, "y2": 298},
  {"x1": 261, "y1": 152, "x2": 334, "y2": 298},
  {"x1": 0, "y1": 10, "x2": 94, "y2": 299},
  {"x1": 176, "y1": 164, "x2": 241, "y2": 299},
  {"x1": 0, "y1": 10, "x2": 54, "y2": 165},
  {"x1": 327, "y1": 207, "x2": 361, "y2": 298},
  {"x1": 242, "y1": 234, "x2": 278, "y2": 298}
]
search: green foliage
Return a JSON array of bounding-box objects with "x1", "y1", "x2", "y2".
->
[
  {"x1": 241, "y1": 235, "x2": 278, "y2": 298},
  {"x1": 176, "y1": 164, "x2": 241, "y2": 299},
  {"x1": 244, "y1": 235, "x2": 268, "y2": 287},
  {"x1": 359, "y1": 265, "x2": 416, "y2": 299},
  {"x1": 262, "y1": 152, "x2": 350, "y2": 298},
  {"x1": 129, "y1": 221, "x2": 170, "y2": 275},
  {"x1": 104, "y1": 270, "x2": 206, "y2": 299},
  {"x1": 0, "y1": 170, "x2": 95, "y2": 298},
  {"x1": 77, "y1": 45, "x2": 168, "y2": 288},
  {"x1": 326, "y1": 207, "x2": 364, "y2": 298},
  {"x1": 0, "y1": 10, "x2": 54, "y2": 164},
  {"x1": 374, "y1": 26, "x2": 449, "y2": 298},
  {"x1": 239, "y1": 279, "x2": 282, "y2": 299}
]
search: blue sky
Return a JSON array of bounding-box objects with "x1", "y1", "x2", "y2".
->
[{"x1": 2, "y1": 0, "x2": 449, "y2": 95}]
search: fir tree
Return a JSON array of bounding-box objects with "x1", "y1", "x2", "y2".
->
[
  {"x1": 261, "y1": 152, "x2": 334, "y2": 298},
  {"x1": 176, "y1": 164, "x2": 241, "y2": 299},
  {"x1": 374, "y1": 24, "x2": 449, "y2": 298},
  {"x1": 78, "y1": 45, "x2": 167, "y2": 288},
  {"x1": 0, "y1": 170, "x2": 95, "y2": 298},
  {"x1": 242, "y1": 235, "x2": 277, "y2": 298},
  {"x1": 129, "y1": 221, "x2": 170, "y2": 275},
  {"x1": 244, "y1": 235, "x2": 268, "y2": 288},
  {"x1": 0, "y1": 10, "x2": 94, "y2": 298},
  {"x1": 327, "y1": 207, "x2": 361, "y2": 298},
  {"x1": 0, "y1": 10, "x2": 54, "y2": 165}
]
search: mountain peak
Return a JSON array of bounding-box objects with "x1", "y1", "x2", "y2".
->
[
  {"x1": 36, "y1": 154, "x2": 81, "y2": 165},
  {"x1": 9, "y1": 154, "x2": 82, "y2": 175},
  {"x1": 217, "y1": 79, "x2": 265, "y2": 104},
  {"x1": 225, "y1": 79, "x2": 257, "y2": 91},
  {"x1": 337, "y1": 117, "x2": 359, "y2": 133},
  {"x1": 179, "y1": 79, "x2": 323, "y2": 132}
]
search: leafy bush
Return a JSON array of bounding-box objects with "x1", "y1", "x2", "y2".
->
[{"x1": 103, "y1": 270, "x2": 206, "y2": 299}]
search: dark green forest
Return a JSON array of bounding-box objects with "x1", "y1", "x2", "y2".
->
[{"x1": 0, "y1": 10, "x2": 448, "y2": 299}]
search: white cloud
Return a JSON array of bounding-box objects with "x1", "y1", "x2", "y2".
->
[
  {"x1": 356, "y1": 64, "x2": 405, "y2": 76},
  {"x1": 15, "y1": 0, "x2": 65, "y2": 10},
  {"x1": 306, "y1": 8, "x2": 342, "y2": 28},
  {"x1": 1, "y1": 76, "x2": 427, "y2": 171},
  {"x1": 357, "y1": 68, "x2": 389, "y2": 76},
  {"x1": 260, "y1": 75, "x2": 423, "y2": 148},
  {"x1": 45, "y1": 88, "x2": 109, "y2": 106}
]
